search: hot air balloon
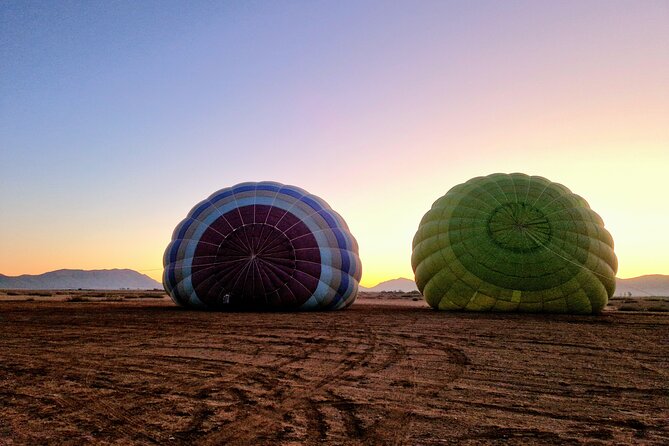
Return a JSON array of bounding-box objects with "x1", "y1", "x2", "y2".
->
[
  {"x1": 163, "y1": 182, "x2": 361, "y2": 310},
  {"x1": 411, "y1": 173, "x2": 617, "y2": 314}
]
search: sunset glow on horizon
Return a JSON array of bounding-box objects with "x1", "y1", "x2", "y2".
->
[{"x1": 1, "y1": 1, "x2": 667, "y2": 288}]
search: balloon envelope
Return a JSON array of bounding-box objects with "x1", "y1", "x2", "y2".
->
[
  {"x1": 164, "y1": 182, "x2": 361, "y2": 310},
  {"x1": 411, "y1": 173, "x2": 617, "y2": 314}
]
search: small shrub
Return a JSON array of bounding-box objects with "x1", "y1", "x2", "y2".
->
[
  {"x1": 618, "y1": 305, "x2": 640, "y2": 312},
  {"x1": 66, "y1": 296, "x2": 91, "y2": 303},
  {"x1": 28, "y1": 291, "x2": 53, "y2": 297}
]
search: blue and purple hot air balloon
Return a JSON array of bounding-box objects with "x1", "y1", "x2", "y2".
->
[{"x1": 163, "y1": 182, "x2": 361, "y2": 310}]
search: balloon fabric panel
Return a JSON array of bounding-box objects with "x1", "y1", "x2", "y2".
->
[
  {"x1": 163, "y1": 182, "x2": 361, "y2": 311},
  {"x1": 412, "y1": 173, "x2": 617, "y2": 314}
]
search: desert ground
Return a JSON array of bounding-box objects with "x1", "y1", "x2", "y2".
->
[{"x1": 0, "y1": 291, "x2": 668, "y2": 445}]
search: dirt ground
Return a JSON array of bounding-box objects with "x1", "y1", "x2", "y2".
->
[{"x1": 0, "y1": 293, "x2": 667, "y2": 445}]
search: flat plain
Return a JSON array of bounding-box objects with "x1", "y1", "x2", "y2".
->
[{"x1": 0, "y1": 291, "x2": 667, "y2": 445}]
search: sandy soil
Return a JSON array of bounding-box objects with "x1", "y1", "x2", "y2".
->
[{"x1": 0, "y1": 296, "x2": 667, "y2": 445}]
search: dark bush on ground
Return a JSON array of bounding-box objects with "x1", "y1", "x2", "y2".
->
[
  {"x1": 65, "y1": 296, "x2": 92, "y2": 303},
  {"x1": 618, "y1": 305, "x2": 637, "y2": 311},
  {"x1": 27, "y1": 291, "x2": 53, "y2": 297}
]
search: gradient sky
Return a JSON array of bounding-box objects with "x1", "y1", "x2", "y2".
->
[{"x1": 1, "y1": 0, "x2": 667, "y2": 287}]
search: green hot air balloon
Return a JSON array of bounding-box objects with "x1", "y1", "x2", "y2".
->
[{"x1": 411, "y1": 173, "x2": 617, "y2": 314}]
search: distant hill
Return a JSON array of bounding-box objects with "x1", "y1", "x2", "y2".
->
[
  {"x1": 0, "y1": 269, "x2": 162, "y2": 290},
  {"x1": 359, "y1": 278, "x2": 418, "y2": 293},
  {"x1": 615, "y1": 275, "x2": 669, "y2": 297},
  {"x1": 359, "y1": 275, "x2": 669, "y2": 297}
]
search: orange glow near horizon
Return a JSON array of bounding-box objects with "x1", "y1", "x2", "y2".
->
[{"x1": 2, "y1": 142, "x2": 667, "y2": 287}]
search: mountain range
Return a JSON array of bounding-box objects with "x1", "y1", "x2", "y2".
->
[
  {"x1": 0, "y1": 269, "x2": 162, "y2": 290},
  {"x1": 359, "y1": 278, "x2": 419, "y2": 293},
  {"x1": 1, "y1": 269, "x2": 667, "y2": 296},
  {"x1": 615, "y1": 275, "x2": 669, "y2": 297},
  {"x1": 361, "y1": 275, "x2": 669, "y2": 296}
]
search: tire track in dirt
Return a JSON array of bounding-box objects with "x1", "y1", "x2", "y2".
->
[
  {"x1": 204, "y1": 318, "x2": 469, "y2": 445},
  {"x1": 173, "y1": 403, "x2": 215, "y2": 441},
  {"x1": 304, "y1": 398, "x2": 329, "y2": 442},
  {"x1": 325, "y1": 392, "x2": 366, "y2": 440},
  {"x1": 199, "y1": 321, "x2": 414, "y2": 444},
  {"x1": 2, "y1": 301, "x2": 668, "y2": 445},
  {"x1": 198, "y1": 325, "x2": 376, "y2": 444},
  {"x1": 0, "y1": 305, "x2": 473, "y2": 445}
]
